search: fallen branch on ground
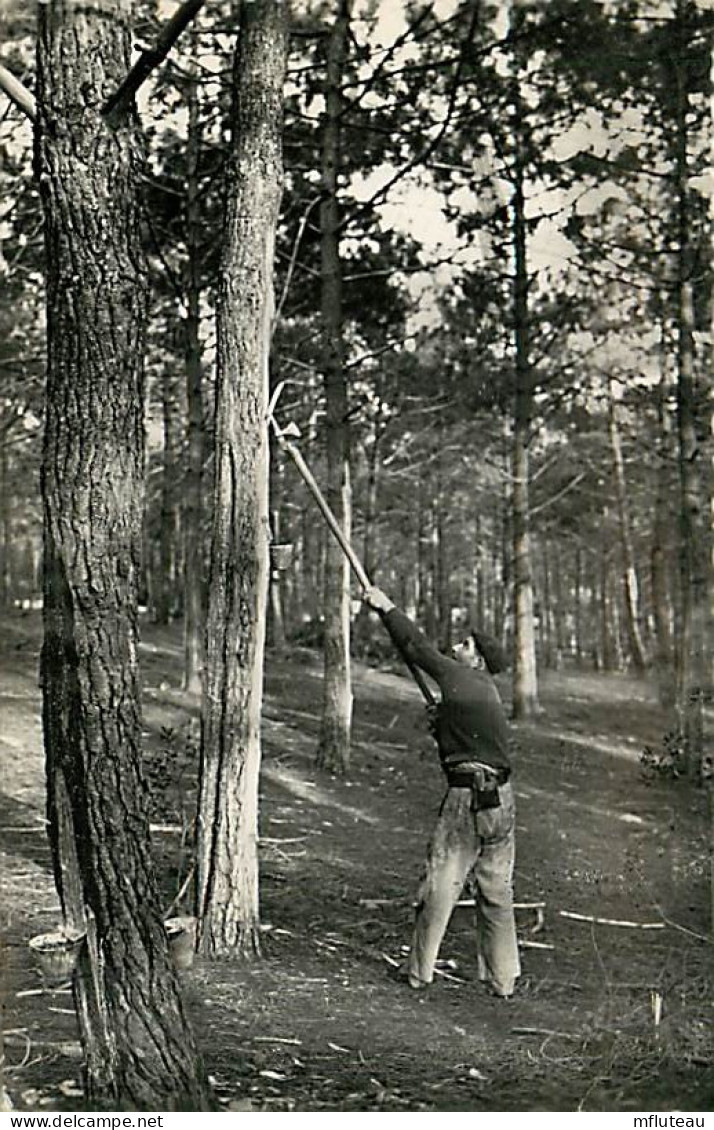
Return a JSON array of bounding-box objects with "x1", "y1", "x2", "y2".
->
[
  {"x1": 512, "y1": 1027, "x2": 578, "y2": 1040},
  {"x1": 559, "y1": 911, "x2": 664, "y2": 930},
  {"x1": 252, "y1": 1037, "x2": 302, "y2": 1046},
  {"x1": 457, "y1": 899, "x2": 546, "y2": 935},
  {"x1": 360, "y1": 897, "x2": 406, "y2": 907},
  {"x1": 5, "y1": 1036, "x2": 80, "y2": 1054},
  {"x1": 456, "y1": 900, "x2": 546, "y2": 909},
  {"x1": 261, "y1": 836, "x2": 310, "y2": 844},
  {"x1": 381, "y1": 952, "x2": 466, "y2": 984}
]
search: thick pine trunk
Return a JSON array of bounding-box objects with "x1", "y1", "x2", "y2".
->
[
  {"x1": 511, "y1": 147, "x2": 539, "y2": 717},
  {"x1": 183, "y1": 62, "x2": 206, "y2": 694},
  {"x1": 196, "y1": 0, "x2": 287, "y2": 956},
  {"x1": 36, "y1": 0, "x2": 208, "y2": 1110},
  {"x1": 316, "y1": 0, "x2": 353, "y2": 775},
  {"x1": 607, "y1": 379, "x2": 647, "y2": 672}
]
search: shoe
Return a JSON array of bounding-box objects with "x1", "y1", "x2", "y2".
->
[
  {"x1": 482, "y1": 982, "x2": 514, "y2": 999},
  {"x1": 388, "y1": 962, "x2": 431, "y2": 992}
]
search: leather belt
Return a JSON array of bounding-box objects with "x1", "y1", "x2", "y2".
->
[{"x1": 445, "y1": 763, "x2": 510, "y2": 790}]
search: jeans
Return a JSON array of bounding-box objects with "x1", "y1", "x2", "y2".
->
[{"x1": 406, "y1": 781, "x2": 520, "y2": 995}]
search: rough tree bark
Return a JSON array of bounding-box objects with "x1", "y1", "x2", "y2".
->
[
  {"x1": 196, "y1": 0, "x2": 288, "y2": 956},
  {"x1": 315, "y1": 0, "x2": 353, "y2": 775},
  {"x1": 36, "y1": 0, "x2": 209, "y2": 1109}
]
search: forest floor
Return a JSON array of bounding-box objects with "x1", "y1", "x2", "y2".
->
[{"x1": 1, "y1": 608, "x2": 713, "y2": 1113}]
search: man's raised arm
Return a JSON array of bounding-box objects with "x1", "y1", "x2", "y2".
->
[{"x1": 362, "y1": 587, "x2": 449, "y2": 682}]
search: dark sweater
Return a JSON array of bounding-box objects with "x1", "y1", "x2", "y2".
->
[{"x1": 383, "y1": 608, "x2": 511, "y2": 774}]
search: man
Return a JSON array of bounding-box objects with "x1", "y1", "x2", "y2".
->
[{"x1": 362, "y1": 586, "x2": 520, "y2": 998}]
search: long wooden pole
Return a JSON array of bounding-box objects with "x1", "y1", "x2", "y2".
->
[
  {"x1": 0, "y1": 62, "x2": 36, "y2": 121},
  {"x1": 270, "y1": 422, "x2": 435, "y2": 705}
]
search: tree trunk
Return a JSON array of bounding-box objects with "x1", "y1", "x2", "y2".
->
[
  {"x1": 552, "y1": 544, "x2": 565, "y2": 667},
  {"x1": 316, "y1": 0, "x2": 353, "y2": 775},
  {"x1": 434, "y1": 447, "x2": 451, "y2": 652},
  {"x1": 416, "y1": 474, "x2": 429, "y2": 626},
  {"x1": 607, "y1": 378, "x2": 647, "y2": 672},
  {"x1": 574, "y1": 542, "x2": 583, "y2": 665},
  {"x1": 511, "y1": 121, "x2": 539, "y2": 717},
  {"x1": 673, "y1": 9, "x2": 708, "y2": 776},
  {"x1": 495, "y1": 471, "x2": 509, "y2": 649},
  {"x1": 0, "y1": 442, "x2": 10, "y2": 608},
  {"x1": 361, "y1": 402, "x2": 384, "y2": 583},
  {"x1": 196, "y1": 0, "x2": 288, "y2": 956},
  {"x1": 652, "y1": 348, "x2": 675, "y2": 705},
  {"x1": 599, "y1": 545, "x2": 616, "y2": 671},
  {"x1": 473, "y1": 514, "x2": 486, "y2": 630},
  {"x1": 353, "y1": 400, "x2": 383, "y2": 650},
  {"x1": 183, "y1": 57, "x2": 206, "y2": 694},
  {"x1": 425, "y1": 505, "x2": 439, "y2": 640},
  {"x1": 155, "y1": 363, "x2": 182, "y2": 625},
  {"x1": 589, "y1": 551, "x2": 601, "y2": 670},
  {"x1": 611, "y1": 590, "x2": 626, "y2": 672},
  {"x1": 36, "y1": 0, "x2": 209, "y2": 1109},
  {"x1": 268, "y1": 503, "x2": 287, "y2": 651},
  {"x1": 540, "y1": 541, "x2": 552, "y2": 668}
]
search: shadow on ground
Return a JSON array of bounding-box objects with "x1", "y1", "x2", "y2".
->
[{"x1": 1, "y1": 611, "x2": 712, "y2": 1112}]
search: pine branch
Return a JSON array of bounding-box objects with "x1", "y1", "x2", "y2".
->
[
  {"x1": 530, "y1": 473, "x2": 586, "y2": 518},
  {"x1": 344, "y1": 3, "x2": 437, "y2": 110},
  {"x1": 339, "y1": 0, "x2": 482, "y2": 232},
  {"x1": 103, "y1": 0, "x2": 205, "y2": 118},
  {"x1": 274, "y1": 195, "x2": 322, "y2": 329}
]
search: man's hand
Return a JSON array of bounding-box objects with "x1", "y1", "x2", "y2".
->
[{"x1": 362, "y1": 586, "x2": 395, "y2": 614}]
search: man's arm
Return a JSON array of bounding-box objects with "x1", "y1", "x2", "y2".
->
[{"x1": 362, "y1": 588, "x2": 450, "y2": 682}]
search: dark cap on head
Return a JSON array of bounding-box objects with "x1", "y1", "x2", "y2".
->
[{"x1": 470, "y1": 629, "x2": 507, "y2": 675}]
